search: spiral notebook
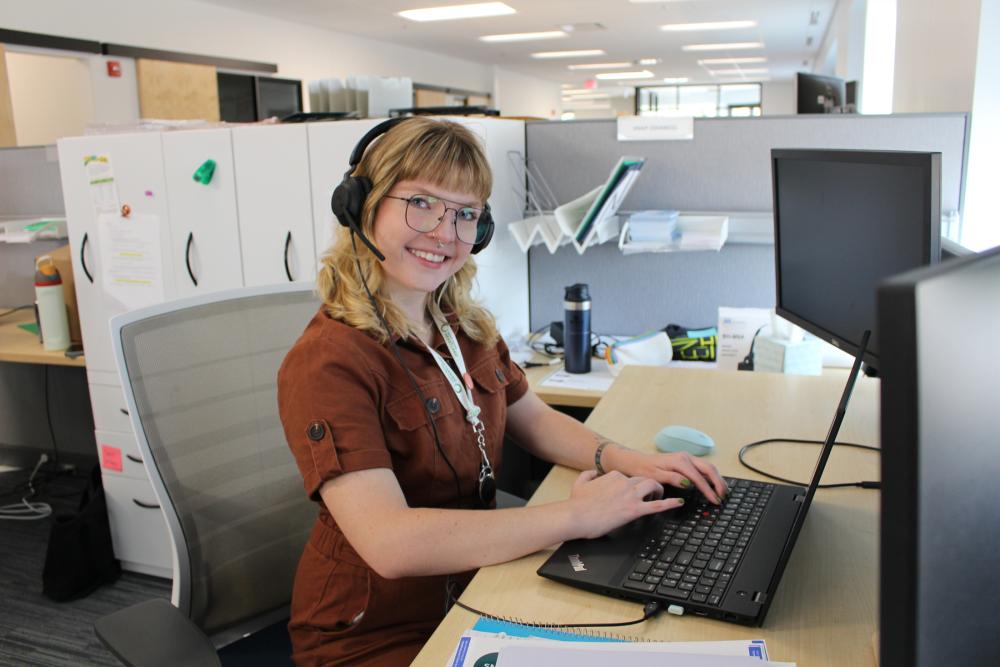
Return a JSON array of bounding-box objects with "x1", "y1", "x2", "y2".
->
[{"x1": 448, "y1": 617, "x2": 782, "y2": 667}]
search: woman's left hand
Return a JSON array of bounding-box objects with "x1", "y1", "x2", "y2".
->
[{"x1": 604, "y1": 445, "x2": 729, "y2": 505}]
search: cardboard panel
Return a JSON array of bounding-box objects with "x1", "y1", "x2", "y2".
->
[
  {"x1": 137, "y1": 58, "x2": 220, "y2": 121},
  {"x1": 0, "y1": 44, "x2": 17, "y2": 147}
]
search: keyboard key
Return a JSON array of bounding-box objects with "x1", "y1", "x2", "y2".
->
[
  {"x1": 695, "y1": 584, "x2": 712, "y2": 595},
  {"x1": 708, "y1": 595, "x2": 722, "y2": 606},
  {"x1": 679, "y1": 582, "x2": 695, "y2": 591},
  {"x1": 628, "y1": 572, "x2": 645, "y2": 581},
  {"x1": 645, "y1": 575, "x2": 663, "y2": 585},
  {"x1": 676, "y1": 552, "x2": 693, "y2": 566},
  {"x1": 692, "y1": 558, "x2": 709, "y2": 569},
  {"x1": 691, "y1": 593, "x2": 708, "y2": 603},
  {"x1": 624, "y1": 580, "x2": 656, "y2": 593},
  {"x1": 670, "y1": 589, "x2": 690, "y2": 600},
  {"x1": 658, "y1": 578, "x2": 677, "y2": 588},
  {"x1": 708, "y1": 559, "x2": 725, "y2": 572},
  {"x1": 634, "y1": 559, "x2": 654, "y2": 574},
  {"x1": 683, "y1": 574, "x2": 699, "y2": 584}
]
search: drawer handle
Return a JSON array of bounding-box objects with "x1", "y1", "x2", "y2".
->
[
  {"x1": 126, "y1": 454, "x2": 143, "y2": 464},
  {"x1": 120, "y1": 408, "x2": 129, "y2": 416},
  {"x1": 132, "y1": 499, "x2": 160, "y2": 510},
  {"x1": 80, "y1": 232, "x2": 94, "y2": 283},
  {"x1": 185, "y1": 231, "x2": 199, "y2": 286},
  {"x1": 283, "y1": 230, "x2": 294, "y2": 282}
]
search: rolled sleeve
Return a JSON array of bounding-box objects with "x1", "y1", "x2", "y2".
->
[{"x1": 278, "y1": 337, "x2": 392, "y2": 501}]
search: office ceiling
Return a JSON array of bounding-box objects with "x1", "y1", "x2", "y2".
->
[{"x1": 201, "y1": 0, "x2": 835, "y2": 87}]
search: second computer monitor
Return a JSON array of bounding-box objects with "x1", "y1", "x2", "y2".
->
[
  {"x1": 796, "y1": 72, "x2": 847, "y2": 113},
  {"x1": 771, "y1": 149, "x2": 941, "y2": 371}
]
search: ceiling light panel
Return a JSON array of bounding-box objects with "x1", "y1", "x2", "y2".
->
[
  {"x1": 480, "y1": 30, "x2": 567, "y2": 42},
  {"x1": 398, "y1": 2, "x2": 515, "y2": 22},
  {"x1": 567, "y1": 62, "x2": 632, "y2": 70},
  {"x1": 595, "y1": 70, "x2": 654, "y2": 80},
  {"x1": 682, "y1": 42, "x2": 765, "y2": 52},
  {"x1": 697, "y1": 56, "x2": 768, "y2": 65},
  {"x1": 531, "y1": 49, "x2": 605, "y2": 59},
  {"x1": 661, "y1": 20, "x2": 758, "y2": 32},
  {"x1": 661, "y1": 77, "x2": 690, "y2": 84},
  {"x1": 708, "y1": 68, "x2": 769, "y2": 76}
]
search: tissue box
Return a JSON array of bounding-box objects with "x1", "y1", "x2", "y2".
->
[{"x1": 753, "y1": 335, "x2": 823, "y2": 375}]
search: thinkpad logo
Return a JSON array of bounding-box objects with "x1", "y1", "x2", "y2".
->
[{"x1": 568, "y1": 554, "x2": 587, "y2": 572}]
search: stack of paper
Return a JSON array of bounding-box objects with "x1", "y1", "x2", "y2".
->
[
  {"x1": 0, "y1": 217, "x2": 67, "y2": 244},
  {"x1": 619, "y1": 215, "x2": 728, "y2": 255},
  {"x1": 626, "y1": 210, "x2": 680, "y2": 243},
  {"x1": 448, "y1": 618, "x2": 795, "y2": 666}
]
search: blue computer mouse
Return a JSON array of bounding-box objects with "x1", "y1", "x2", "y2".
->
[{"x1": 654, "y1": 425, "x2": 715, "y2": 457}]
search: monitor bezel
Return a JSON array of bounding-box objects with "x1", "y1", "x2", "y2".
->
[{"x1": 771, "y1": 148, "x2": 941, "y2": 371}]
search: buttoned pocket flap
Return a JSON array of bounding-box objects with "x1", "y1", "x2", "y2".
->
[
  {"x1": 469, "y1": 357, "x2": 510, "y2": 394},
  {"x1": 386, "y1": 388, "x2": 455, "y2": 431}
]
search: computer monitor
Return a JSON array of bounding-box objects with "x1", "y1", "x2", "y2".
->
[
  {"x1": 796, "y1": 72, "x2": 846, "y2": 113},
  {"x1": 771, "y1": 149, "x2": 941, "y2": 371},
  {"x1": 877, "y1": 245, "x2": 1000, "y2": 665},
  {"x1": 256, "y1": 77, "x2": 303, "y2": 121}
]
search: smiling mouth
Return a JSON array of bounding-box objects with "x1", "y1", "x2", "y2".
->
[{"x1": 408, "y1": 248, "x2": 449, "y2": 264}]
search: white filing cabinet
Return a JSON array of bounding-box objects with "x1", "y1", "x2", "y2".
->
[
  {"x1": 58, "y1": 119, "x2": 529, "y2": 579},
  {"x1": 162, "y1": 129, "x2": 244, "y2": 298},
  {"x1": 231, "y1": 124, "x2": 316, "y2": 286}
]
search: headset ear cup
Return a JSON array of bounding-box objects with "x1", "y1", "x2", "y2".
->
[
  {"x1": 471, "y1": 205, "x2": 494, "y2": 254},
  {"x1": 331, "y1": 176, "x2": 373, "y2": 232}
]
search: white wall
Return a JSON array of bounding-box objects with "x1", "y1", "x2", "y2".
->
[
  {"x1": 761, "y1": 80, "x2": 795, "y2": 115},
  {"x1": 1, "y1": 0, "x2": 495, "y2": 98},
  {"x1": 88, "y1": 55, "x2": 140, "y2": 124},
  {"x1": 893, "y1": 0, "x2": 982, "y2": 112},
  {"x1": 6, "y1": 51, "x2": 94, "y2": 146},
  {"x1": 492, "y1": 67, "x2": 562, "y2": 119},
  {"x1": 816, "y1": 0, "x2": 867, "y2": 82},
  {"x1": 961, "y1": 0, "x2": 1000, "y2": 250}
]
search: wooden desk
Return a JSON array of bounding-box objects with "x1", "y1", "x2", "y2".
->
[
  {"x1": 523, "y1": 363, "x2": 604, "y2": 409},
  {"x1": 415, "y1": 365, "x2": 881, "y2": 666},
  {"x1": 0, "y1": 310, "x2": 85, "y2": 367}
]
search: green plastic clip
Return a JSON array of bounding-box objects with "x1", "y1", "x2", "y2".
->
[{"x1": 193, "y1": 159, "x2": 217, "y2": 185}]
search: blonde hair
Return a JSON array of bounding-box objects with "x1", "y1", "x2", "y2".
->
[{"x1": 317, "y1": 118, "x2": 499, "y2": 346}]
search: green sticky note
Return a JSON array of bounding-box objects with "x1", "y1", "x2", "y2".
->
[{"x1": 18, "y1": 322, "x2": 40, "y2": 335}]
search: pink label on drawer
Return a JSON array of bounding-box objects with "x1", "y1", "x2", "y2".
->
[{"x1": 100, "y1": 444, "x2": 123, "y2": 472}]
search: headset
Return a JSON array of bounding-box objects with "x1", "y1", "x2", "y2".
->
[{"x1": 330, "y1": 117, "x2": 495, "y2": 260}]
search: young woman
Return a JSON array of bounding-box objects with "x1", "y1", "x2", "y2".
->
[{"x1": 277, "y1": 117, "x2": 727, "y2": 666}]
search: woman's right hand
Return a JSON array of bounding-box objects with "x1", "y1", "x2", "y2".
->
[{"x1": 568, "y1": 469, "x2": 686, "y2": 540}]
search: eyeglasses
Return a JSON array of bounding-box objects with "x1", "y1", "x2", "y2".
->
[{"x1": 384, "y1": 193, "x2": 487, "y2": 245}]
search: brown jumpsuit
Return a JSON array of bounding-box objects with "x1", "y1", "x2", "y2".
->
[{"x1": 277, "y1": 310, "x2": 528, "y2": 665}]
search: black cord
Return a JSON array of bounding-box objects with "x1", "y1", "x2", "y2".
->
[
  {"x1": 738, "y1": 438, "x2": 881, "y2": 489},
  {"x1": 42, "y1": 365, "x2": 61, "y2": 464},
  {"x1": 0, "y1": 304, "x2": 33, "y2": 319},
  {"x1": 446, "y1": 579, "x2": 661, "y2": 628}
]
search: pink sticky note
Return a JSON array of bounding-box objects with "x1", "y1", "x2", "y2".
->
[{"x1": 100, "y1": 444, "x2": 123, "y2": 472}]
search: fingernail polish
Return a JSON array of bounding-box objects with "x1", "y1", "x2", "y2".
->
[{"x1": 680, "y1": 478, "x2": 691, "y2": 488}]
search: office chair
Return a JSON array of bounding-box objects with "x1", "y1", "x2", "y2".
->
[{"x1": 95, "y1": 284, "x2": 320, "y2": 667}]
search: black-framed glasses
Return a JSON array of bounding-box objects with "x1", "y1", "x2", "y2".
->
[{"x1": 384, "y1": 193, "x2": 487, "y2": 245}]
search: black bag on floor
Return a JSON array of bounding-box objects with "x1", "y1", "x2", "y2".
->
[{"x1": 42, "y1": 464, "x2": 121, "y2": 601}]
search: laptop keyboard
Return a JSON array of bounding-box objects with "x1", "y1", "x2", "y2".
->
[{"x1": 622, "y1": 478, "x2": 774, "y2": 606}]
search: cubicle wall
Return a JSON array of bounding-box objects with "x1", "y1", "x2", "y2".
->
[{"x1": 524, "y1": 113, "x2": 969, "y2": 334}]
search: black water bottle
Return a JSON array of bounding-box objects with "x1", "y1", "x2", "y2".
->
[{"x1": 563, "y1": 283, "x2": 592, "y2": 374}]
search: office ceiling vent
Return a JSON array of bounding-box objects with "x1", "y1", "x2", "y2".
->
[
  {"x1": 809, "y1": 10, "x2": 821, "y2": 26},
  {"x1": 561, "y1": 23, "x2": 606, "y2": 33},
  {"x1": 806, "y1": 36, "x2": 814, "y2": 47}
]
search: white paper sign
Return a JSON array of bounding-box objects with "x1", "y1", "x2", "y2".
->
[
  {"x1": 84, "y1": 155, "x2": 121, "y2": 216},
  {"x1": 97, "y1": 213, "x2": 165, "y2": 310},
  {"x1": 716, "y1": 307, "x2": 772, "y2": 371},
  {"x1": 617, "y1": 116, "x2": 694, "y2": 141}
]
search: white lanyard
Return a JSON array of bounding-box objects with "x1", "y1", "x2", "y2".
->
[{"x1": 423, "y1": 308, "x2": 492, "y2": 473}]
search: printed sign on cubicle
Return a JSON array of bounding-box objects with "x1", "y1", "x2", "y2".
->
[{"x1": 617, "y1": 116, "x2": 694, "y2": 142}]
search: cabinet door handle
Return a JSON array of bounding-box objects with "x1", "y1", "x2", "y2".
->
[
  {"x1": 120, "y1": 408, "x2": 129, "y2": 416},
  {"x1": 126, "y1": 454, "x2": 143, "y2": 464},
  {"x1": 185, "y1": 232, "x2": 199, "y2": 286},
  {"x1": 283, "y1": 230, "x2": 293, "y2": 282},
  {"x1": 80, "y1": 232, "x2": 94, "y2": 283},
  {"x1": 132, "y1": 499, "x2": 160, "y2": 509}
]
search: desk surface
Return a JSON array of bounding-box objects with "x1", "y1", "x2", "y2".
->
[
  {"x1": 523, "y1": 362, "x2": 604, "y2": 409},
  {"x1": 0, "y1": 310, "x2": 85, "y2": 367},
  {"x1": 415, "y1": 365, "x2": 881, "y2": 666}
]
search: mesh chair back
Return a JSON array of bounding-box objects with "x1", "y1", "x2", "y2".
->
[{"x1": 113, "y1": 286, "x2": 318, "y2": 642}]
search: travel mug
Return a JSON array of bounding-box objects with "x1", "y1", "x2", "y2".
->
[{"x1": 563, "y1": 283, "x2": 591, "y2": 374}]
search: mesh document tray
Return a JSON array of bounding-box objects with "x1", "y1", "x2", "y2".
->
[{"x1": 117, "y1": 288, "x2": 318, "y2": 640}]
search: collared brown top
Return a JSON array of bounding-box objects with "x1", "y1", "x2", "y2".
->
[{"x1": 277, "y1": 308, "x2": 528, "y2": 666}]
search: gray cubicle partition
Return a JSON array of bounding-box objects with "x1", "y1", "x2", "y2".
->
[{"x1": 524, "y1": 114, "x2": 969, "y2": 334}]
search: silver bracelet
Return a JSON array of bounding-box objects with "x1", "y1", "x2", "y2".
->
[{"x1": 594, "y1": 441, "x2": 612, "y2": 475}]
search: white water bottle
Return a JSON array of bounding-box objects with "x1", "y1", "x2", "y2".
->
[{"x1": 35, "y1": 255, "x2": 71, "y2": 351}]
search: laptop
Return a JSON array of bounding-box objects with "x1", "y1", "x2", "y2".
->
[{"x1": 538, "y1": 334, "x2": 870, "y2": 626}]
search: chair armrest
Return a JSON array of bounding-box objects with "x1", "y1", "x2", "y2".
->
[{"x1": 94, "y1": 598, "x2": 220, "y2": 667}]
